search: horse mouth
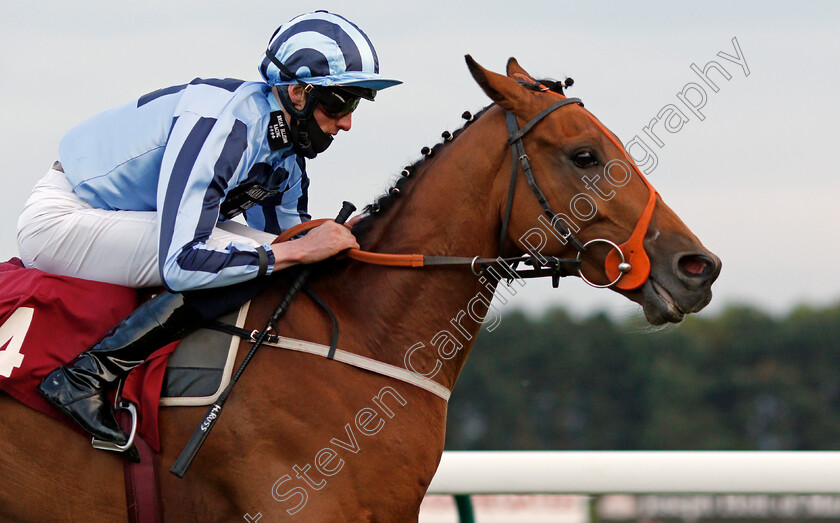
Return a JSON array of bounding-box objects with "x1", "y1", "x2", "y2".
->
[{"x1": 643, "y1": 278, "x2": 686, "y2": 325}]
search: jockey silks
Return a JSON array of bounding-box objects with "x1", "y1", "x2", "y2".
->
[{"x1": 56, "y1": 78, "x2": 310, "y2": 291}]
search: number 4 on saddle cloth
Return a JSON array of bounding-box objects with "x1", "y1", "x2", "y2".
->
[{"x1": 0, "y1": 257, "x2": 244, "y2": 451}]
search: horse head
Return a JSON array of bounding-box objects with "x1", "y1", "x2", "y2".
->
[{"x1": 466, "y1": 56, "x2": 721, "y2": 325}]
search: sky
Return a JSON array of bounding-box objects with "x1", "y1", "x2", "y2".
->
[{"x1": 2, "y1": 1, "x2": 838, "y2": 321}]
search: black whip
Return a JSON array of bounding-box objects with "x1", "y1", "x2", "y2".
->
[{"x1": 171, "y1": 201, "x2": 356, "y2": 478}]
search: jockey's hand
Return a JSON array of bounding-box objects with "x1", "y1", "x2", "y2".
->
[{"x1": 270, "y1": 220, "x2": 360, "y2": 271}]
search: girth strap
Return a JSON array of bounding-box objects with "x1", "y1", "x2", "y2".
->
[{"x1": 122, "y1": 415, "x2": 162, "y2": 523}]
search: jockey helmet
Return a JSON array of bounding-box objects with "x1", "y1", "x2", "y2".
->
[{"x1": 258, "y1": 11, "x2": 401, "y2": 91}]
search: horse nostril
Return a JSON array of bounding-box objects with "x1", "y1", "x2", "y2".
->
[{"x1": 679, "y1": 254, "x2": 710, "y2": 277}]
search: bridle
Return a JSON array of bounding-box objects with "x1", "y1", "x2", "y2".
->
[
  {"x1": 278, "y1": 85, "x2": 660, "y2": 290},
  {"x1": 500, "y1": 82, "x2": 659, "y2": 290}
]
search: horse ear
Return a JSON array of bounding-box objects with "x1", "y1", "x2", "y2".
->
[
  {"x1": 465, "y1": 55, "x2": 530, "y2": 112},
  {"x1": 505, "y1": 57, "x2": 534, "y2": 82}
]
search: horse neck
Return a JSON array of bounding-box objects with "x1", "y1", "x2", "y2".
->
[{"x1": 325, "y1": 106, "x2": 511, "y2": 391}]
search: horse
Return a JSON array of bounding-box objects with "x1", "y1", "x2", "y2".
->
[{"x1": 0, "y1": 56, "x2": 720, "y2": 521}]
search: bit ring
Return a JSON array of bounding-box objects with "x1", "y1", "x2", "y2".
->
[{"x1": 575, "y1": 238, "x2": 628, "y2": 288}]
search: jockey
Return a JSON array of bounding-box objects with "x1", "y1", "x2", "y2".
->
[{"x1": 17, "y1": 11, "x2": 400, "y2": 446}]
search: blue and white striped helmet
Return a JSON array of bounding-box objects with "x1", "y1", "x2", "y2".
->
[{"x1": 259, "y1": 11, "x2": 401, "y2": 91}]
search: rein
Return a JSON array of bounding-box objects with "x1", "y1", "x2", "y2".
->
[{"x1": 275, "y1": 219, "x2": 580, "y2": 285}]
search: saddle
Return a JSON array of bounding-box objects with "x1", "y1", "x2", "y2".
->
[{"x1": 0, "y1": 257, "x2": 244, "y2": 451}]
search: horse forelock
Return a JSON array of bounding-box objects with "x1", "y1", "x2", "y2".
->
[{"x1": 352, "y1": 103, "x2": 494, "y2": 241}]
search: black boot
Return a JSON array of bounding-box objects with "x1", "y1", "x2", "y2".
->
[{"x1": 38, "y1": 292, "x2": 204, "y2": 445}]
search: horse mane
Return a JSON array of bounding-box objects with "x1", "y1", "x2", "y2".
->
[
  {"x1": 351, "y1": 77, "x2": 569, "y2": 241},
  {"x1": 351, "y1": 103, "x2": 492, "y2": 240}
]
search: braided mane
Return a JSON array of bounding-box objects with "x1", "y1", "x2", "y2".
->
[
  {"x1": 351, "y1": 77, "x2": 568, "y2": 241},
  {"x1": 351, "y1": 104, "x2": 492, "y2": 240}
]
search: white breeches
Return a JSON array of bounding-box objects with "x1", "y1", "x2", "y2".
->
[{"x1": 16, "y1": 168, "x2": 276, "y2": 288}]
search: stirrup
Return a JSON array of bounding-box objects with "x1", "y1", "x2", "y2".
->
[{"x1": 91, "y1": 381, "x2": 138, "y2": 453}]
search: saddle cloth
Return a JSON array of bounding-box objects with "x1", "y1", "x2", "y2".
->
[{"x1": 0, "y1": 258, "x2": 243, "y2": 451}]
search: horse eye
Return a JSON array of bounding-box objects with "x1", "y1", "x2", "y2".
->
[{"x1": 572, "y1": 151, "x2": 598, "y2": 168}]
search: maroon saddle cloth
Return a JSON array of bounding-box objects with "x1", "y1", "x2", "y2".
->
[{"x1": 0, "y1": 257, "x2": 177, "y2": 450}]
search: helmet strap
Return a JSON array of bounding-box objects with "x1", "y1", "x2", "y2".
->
[
  {"x1": 274, "y1": 84, "x2": 318, "y2": 121},
  {"x1": 271, "y1": 86, "x2": 332, "y2": 159}
]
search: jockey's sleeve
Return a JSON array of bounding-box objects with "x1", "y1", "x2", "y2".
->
[
  {"x1": 242, "y1": 154, "x2": 311, "y2": 235},
  {"x1": 157, "y1": 111, "x2": 276, "y2": 292}
]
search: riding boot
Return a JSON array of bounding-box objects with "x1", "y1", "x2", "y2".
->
[{"x1": 38, "y1": 292, "x2": 205, "y2": 445}]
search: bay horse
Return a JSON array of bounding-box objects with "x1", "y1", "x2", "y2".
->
[{"x1": 0, "y1": 56, "x2": 720, "y2": 521}]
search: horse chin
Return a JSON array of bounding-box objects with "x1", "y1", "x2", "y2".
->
[{"x1": 638, "y1": 278, "x2": 687, "y2": 325}]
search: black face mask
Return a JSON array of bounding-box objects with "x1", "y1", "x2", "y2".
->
[
  {"x1": 274, "y1": 85, "x2": 333, "y2": 159},
  {"x1": 290, "y1": 115, "x2": 333, "y2": 159}
]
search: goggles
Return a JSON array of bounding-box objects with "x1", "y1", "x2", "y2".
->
[{"x1": 309, "y1": 86, "x2": 376, "y2": 118}]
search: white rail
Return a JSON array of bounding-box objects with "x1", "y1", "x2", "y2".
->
[{"x1": 427, "y1": 451, "x2": 840, "y2": 494}]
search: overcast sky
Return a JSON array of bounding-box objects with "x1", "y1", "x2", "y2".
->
[{"x1": 2, "y1": 1, "x2": 838, "y2": 321}]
